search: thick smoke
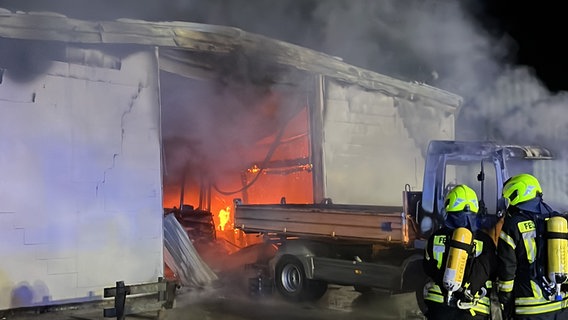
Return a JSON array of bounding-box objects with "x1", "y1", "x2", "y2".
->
[
  {"x1": 158, "y1": 0, "x2": 568, "y2": 206},
  {"x1": 170, "y1": 0, "x2": 568, "y2": 206},
  {"x1": 2, "y1": 0, "x2": 566, "y2": 204}
]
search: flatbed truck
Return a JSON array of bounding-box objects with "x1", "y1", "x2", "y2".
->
[{"x1": 235, "y1": 140, "x2": 552, "y2": 305}]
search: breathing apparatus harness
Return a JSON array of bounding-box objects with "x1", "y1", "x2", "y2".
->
[
  {"x1": 441, "y1": 226, "x2": 488, "y2": 309},
  {"x1": 512, "y1": 200, "x2": 568, "y2": 301},
  {"x1": 440, "y1": 179, "x2": 491, "y2": 310}
]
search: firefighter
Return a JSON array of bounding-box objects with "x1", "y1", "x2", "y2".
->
[
  {"x1": 423, "y1": 184, "x2": 497, "y2": 320},
  {"x1": 497, "y1": 173, "x2": 567, "y2": 319}
]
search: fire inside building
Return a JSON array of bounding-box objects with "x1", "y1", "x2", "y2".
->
[{"x1": 160, "y1": 73, "x2": 314, "y2": 249}]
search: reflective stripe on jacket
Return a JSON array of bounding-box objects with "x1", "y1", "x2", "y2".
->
[
  {"x1": 497, "y1": 210, "x2": 563, "y2": 315},
  {"x1": 424, "y1": 281, "x2": 492, "y2": 315}
]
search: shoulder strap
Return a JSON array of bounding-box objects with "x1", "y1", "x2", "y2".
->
[{"x1": 530, "y1": 212, "x2": 555, "y2": 297}]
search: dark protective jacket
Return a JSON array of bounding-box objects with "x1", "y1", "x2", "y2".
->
[
  {"x1": 423, "y1": 226, "x2": 497, "y2": 316},
  {"x1": 497, "y1": 199, "x2": 567, "y2": 317}
]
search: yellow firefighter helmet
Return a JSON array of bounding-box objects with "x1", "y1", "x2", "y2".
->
[
  {"x1": 502, "y1": 173, "x2": 542, "y2": 206},
  {"x1": 445, "y1": 184, "x2": 479, "y2": 214}
]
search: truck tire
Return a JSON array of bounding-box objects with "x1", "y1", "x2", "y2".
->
[
  {"x1": 274, "y1": 255, "x2": 327, "y2": 302},
  {"x1": 415, "y1": 276, "x2": 429, "y2": 316},
  {"x1": 400, "y1": 254, "x2": 429, "y2": 316},
  {"x1": 353, "y1": 285, "x2": 373, "y2": 294}
]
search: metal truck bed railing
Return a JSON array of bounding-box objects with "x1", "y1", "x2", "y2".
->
[{"x1": 234, "y1": 203, "x2": 408, "y2": 243}]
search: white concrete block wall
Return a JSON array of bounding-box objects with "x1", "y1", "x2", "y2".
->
[
  {"x1": 0, "y1": 47, "x2": 163, "y2": 309},
  {"x1": 322, "y1": 80, "x2": 453, "y2": 206}
]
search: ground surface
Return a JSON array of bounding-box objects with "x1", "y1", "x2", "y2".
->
[
  {"x1": 161, "y1": 284, "x2": 424, "y2": 320},
  {"x1": 1, "y1": 283, "x2": 424, "y2": 320},
  {"x1": 1, "y1": 239, "x2": 425, "y2": 320}
]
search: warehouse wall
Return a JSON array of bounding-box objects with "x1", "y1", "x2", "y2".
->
[
  {"x1": 321, "y1": 80, "x2": 455, "y2": 206},
  {"x1": 0, "y1": 45, "x2": 163, "y2": 309}
]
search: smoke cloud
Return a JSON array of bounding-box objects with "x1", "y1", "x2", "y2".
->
[
  {"x1": 167, "y1": 0, "x2": 567, "y2": 206},
  {"x1": 2, "y1": 0, "x2": 567, "y2": 205}
]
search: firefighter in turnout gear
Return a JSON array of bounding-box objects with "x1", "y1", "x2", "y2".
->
[
  {"x1": 423, "y1": 184, "x2": 498, "y2": 320},
  {"x1": 497, "y1": 173, "x2": 568, "y2": 319}
]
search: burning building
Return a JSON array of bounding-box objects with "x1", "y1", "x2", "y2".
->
[{"x1": 0, "y1": 7, "x2": 460, "y2": 313}]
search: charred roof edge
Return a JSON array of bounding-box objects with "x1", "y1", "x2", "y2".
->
[{"x1": 0, "y1": 9, "x2": 462, "y2": 109}]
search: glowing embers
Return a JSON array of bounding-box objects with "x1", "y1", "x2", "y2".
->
[{"x1": 248, "y1": 164, "x2": 261, "y2": 174}]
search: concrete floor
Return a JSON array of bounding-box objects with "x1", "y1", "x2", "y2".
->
[
  {"x1": 160, "y1": 284, "x2": 425, "y2": 320},
  {"x1": 1, "y1": 282, "x2": 424, "y2": 320},
  {"x1": 1, "y1": 240, "x2": 426, "y2": 320}
]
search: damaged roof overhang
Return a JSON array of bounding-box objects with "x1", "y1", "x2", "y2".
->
[
  {"x1": 0, "y1": 8, "x2": 462, "y2": 110},
  {"x1": 428, "y1": 140, "x2": 554, "y2": 162}
]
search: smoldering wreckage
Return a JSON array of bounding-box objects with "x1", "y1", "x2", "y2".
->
[{"x1": 0, "y1": 7, "x2": 559, "y2": 320}]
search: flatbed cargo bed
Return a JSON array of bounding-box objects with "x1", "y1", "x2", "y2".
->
[{"x1": 234, "y1": 203, "x2": 408, "y2": 243}]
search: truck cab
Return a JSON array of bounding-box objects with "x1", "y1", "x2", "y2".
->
[{"x1": 414, "y1": 140, "x2": 552, "y2": 243}]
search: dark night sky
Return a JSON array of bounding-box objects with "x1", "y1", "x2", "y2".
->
[
  {"x1": 475, "y1": 1, "x2": 566, "y2": 93},
  {"x1": 0, "y1": 0, "x2": 565, "y2": 93}
]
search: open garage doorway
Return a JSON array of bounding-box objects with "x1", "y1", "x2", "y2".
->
[{"x1": 158, "y1": 63, "x2": 315, "y2": 252}]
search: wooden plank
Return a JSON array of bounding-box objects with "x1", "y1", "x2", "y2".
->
[
  {"x1": 104, "y1": 282, "x2": 166, "y2": 297},
  {"x1": 235, "y1": 205, "x2": 406, "y2": 242}
]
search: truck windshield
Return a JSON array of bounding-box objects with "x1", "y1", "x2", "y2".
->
[{"x1": 445, "y1": 162, "x2": 498, "y2": 216}]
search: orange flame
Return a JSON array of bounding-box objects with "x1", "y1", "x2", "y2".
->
[{"x1": 218, "y1": 206, "x2": 231, "y2": 231}]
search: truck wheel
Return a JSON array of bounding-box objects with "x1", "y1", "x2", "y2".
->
[
  {"x1": 274, "y1": 256, "x2": 327, "y2": 302},
  {"x1": 401, "y1": 254, "x2": 429, "y2": 316},
  {"x1": 415, "y1": 277, "x2": 429, "y2": 316}
]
